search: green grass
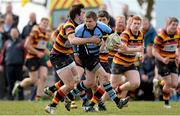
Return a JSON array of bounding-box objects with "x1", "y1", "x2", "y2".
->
[{"x1": 0, "y1": 100, "x2": 179, "y2": 115}]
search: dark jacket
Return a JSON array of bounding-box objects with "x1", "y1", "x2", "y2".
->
[
  {"x1": 21, "y1": 22, "x2": 37, "y2": 39},
  {"x1": 0, "y1": 38, "x2": 25, "y2": 65}
]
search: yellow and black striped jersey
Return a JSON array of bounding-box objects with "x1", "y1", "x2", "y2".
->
[
  {"x1": 154, "y1": 28, "x2": 180, "y2": 60},
  {"x1": 113, "y1": 29, "x2": 144, "y2": 66},
  {"x1": 26, "y1": 26, "x2": 49, "y2": 59},
  {"x1": 51, "y1": 19, "x2": 78, "y2": 55}
]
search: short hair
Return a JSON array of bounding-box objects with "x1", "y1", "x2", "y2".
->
[
  {"x1": 98, "y1": 10, "x2": 110, "y2": 20},
  {"x1": 132, "y1": 16, "x2": 142, "y2": 22},
  {"x1": 69, "y1": 3, "x2": 85, "y2": 20},
  {"x1": 40, "y1": 17, "x2": 49, "y2": 22},
  {"x1": 116, "y1": 16, "x2": 126, "y2": 21},
  {"x1": 85, "y1": 11, "x2": 97, "y2": 21},
  {"x1": 166, "y1": 17, "x2": 179, "y2": 26}
]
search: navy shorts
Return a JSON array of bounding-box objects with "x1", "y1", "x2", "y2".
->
[
  {"x1": 25, "y1": 57, "x2": 47, "y2": 72},
  {"x1": 111, "y1": 63, "x2": 137, "y2": 74},
  {"x1": 49, "y1": 54, "x2": 73, "y2": 71},
  {"x1": 156, "y1": 60, "x2": 177, "y2": 76},
  {"x1": 79, "y1": 56, "x2": 100, "y2": 72}
]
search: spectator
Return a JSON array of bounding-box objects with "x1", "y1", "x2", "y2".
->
[
  {"x1": 0, "y1": 27, "x2": 25, "y2": 100},
  {"x1": 2, "y1": 14, "x2": 14, "y2": 42},
  {"x1": 0, "y1": 20, "x2": 4, "y2": 50},
  {"x1": 142, "y1": 17, "x2": 156, "y2": 48},
  {"x1": 122, "y1": 4, "x2": 130, "y2": 20},
  {"x1": 21, "y1": 12, "x2": 37, "y2": 39},
  {"x1": 2, "y1": 2, "x2": 19, "y2": 27},
  {"x1": 139, "y1": 45, "x2": 155, "y2": 100}
]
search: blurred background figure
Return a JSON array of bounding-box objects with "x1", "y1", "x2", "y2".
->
[
  {"x1": 142, "y1": 17, "x2": 156, "y2": 49},
  {"x1": 122, "y1": 4, "x2": 130, "y2": 20},
  {"x1": 138, "y1": 45, "x2": 155, "y2": 100},
  {"x1": 2, "y1": 2, "x2": 19, "y2": 27},
  {"x1": 0, "y1": 27, "x2": 25, "y2": 100},
  {"x1": 21, "y1": 12, "x2": 37, "y2": 40}
]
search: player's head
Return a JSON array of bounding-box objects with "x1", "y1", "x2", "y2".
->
[
  {"x1": 130, "y1": 16, "x2": 142, "y2": 33},
  {"x1": 165, "y1": 17, "x2": 179, "y2": 34},
  {"x1": 115, "y1": 16, "x2": 126, "y2": 32},
  {"x1": 97, "y1": 10, "x2": 110, "y2": 25},
  {"x1": 39, "y1": 17, "x2": 49, "y2": 32},
  {"x1": 85, "y1": 11, "x2": 97, "y2": 30},
  {"x1": 69, "y1": 3, "x2": 85, "y2": 24}
]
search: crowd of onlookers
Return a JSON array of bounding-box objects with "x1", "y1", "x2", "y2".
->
[{"x1": 0, "y1": 2, "x2": 179, "y2": 102}]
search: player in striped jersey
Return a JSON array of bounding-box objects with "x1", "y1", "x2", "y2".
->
[
  {"x1": 106, "y1": 16, "x2": 128, "y2": 99},
  {"x1": 98, "y1": 10, "x2": 111, "y2": 75},
  {"x1": 12, "y1": 17, "x2": 50, "y2": 101},
  {"x1": 110, "y1": 16, "x2": 144, "y2": 101},
  {"x1": 153, "y1": 17, "x2": 179, "y2": 108},
  {"x1": 98, "y1": 15, "x2": 127, "y2": 109},
  {"x1": 108, "y1": 16, "x2": 127, "y2": 67},
  {"x1": 44, "y1": 4, "x2": 100, "y2": 114}
]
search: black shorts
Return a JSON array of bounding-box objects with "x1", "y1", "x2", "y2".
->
[
  {"x1": 108, "y1": 57, "x2": 113, "y2": 69},
  {"x1": 25, "y1": 57, "x2": 47, "y2": 72},
  {"x1": 156, "y1": 60, "x2": 177, "y2": 76},
  {"x1": 100, "y1": 62, "x2": 111, "y2": 73},
  {"x1": 49, "y1": 54, "x2": 73, "y2": 71},
  {"x1": 111, "y1": 63, "x2": 137, "y2": 74},
  {"x1": 80, "y1": 56, "x2": 100, "y2": 72}
]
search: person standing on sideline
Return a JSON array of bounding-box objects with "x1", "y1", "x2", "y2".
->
[{"x1": 0, "y1": 28, "x2": 25, "y2": 100}]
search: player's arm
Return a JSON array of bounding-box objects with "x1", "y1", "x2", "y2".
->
[
  {"x1": 123, "y1": 46, "x2": 144, "y2": 53},
  {"x1": 152, "y1": 36, "x2": 169, "y2": 64},
  {"x1": 152, "y1": 46, "x2": 164, "y2": 62},
  {"x1": 175, "y1": 40, "x2": 180, "y2": 65},
  {"x1": 68, "y1": 33, "x2": 100, "y2": 45},
  {"x1": 117, "y1": 32, "x2": 143, "y2": 53}
]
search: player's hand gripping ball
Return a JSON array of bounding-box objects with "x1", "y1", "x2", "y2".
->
[{"x1": 106, "y1": 33, "x2": 123, "y2": 51}]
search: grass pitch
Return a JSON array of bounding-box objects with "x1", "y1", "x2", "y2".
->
[{"x1": 0, "y1": 100, "x2": 179, "y2": 115}]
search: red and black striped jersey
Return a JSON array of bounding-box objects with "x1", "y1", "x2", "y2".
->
[
  {"x1": 153, "y1": 28, "x2": 180, "y2": 60},
  {"x1": 113, "y1": 29, "x2": 144, "y2": 66},
  {"x1": 51, "y1": 19, "x2": 78, "y2": 55},
  {"x1": 26, "y1": 26, "x2": 49, "y2": 59}
]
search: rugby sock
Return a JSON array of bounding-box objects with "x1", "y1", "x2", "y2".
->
[
  {"x1": 103, "y1": 82, "x2": 120, "y2": 105},
  {"x1": 68, "y1": 81, "x2": 88, "y2": 100},
  {"x1": 163, "y1": 91, "x2": 170, "y2": 105},
  {"x1": 51, "y1": 89, "x2": 65, "y2": 107},
  {"x1": 49, "y1": 81, "x2": 64, "y2": 93},
  {"x1": 80, "y1": 92, "x2": 89, "y2": 103},
  {"x1": 67, "y1": 92, "x2": 75, "y2": 101},
  {"x1": 85, "y1": 88, "x2": 93, "y2": 99},
  {"x1": 89, "y1": 86, "x2": 105, "y2": 106}
]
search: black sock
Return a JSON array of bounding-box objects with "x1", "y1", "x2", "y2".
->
[
  {"x1": 50, "y1": 103, "x2": 57, "y2": 107},
  {"x1": 165, "y1": 100, "x2": 169, "y2": 105}
]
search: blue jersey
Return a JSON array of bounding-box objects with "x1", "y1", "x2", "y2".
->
[{"x1": 74, "y1": 21, "x2": 112, "y2": 57}]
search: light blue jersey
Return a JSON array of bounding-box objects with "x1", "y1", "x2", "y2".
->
[{"x1": 74, "y1": 21, "x2": 112, "y2": 57}]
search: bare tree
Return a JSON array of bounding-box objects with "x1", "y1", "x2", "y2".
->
[{"x1": 137, "y1": 0, "x2": 155, "y2": 21}]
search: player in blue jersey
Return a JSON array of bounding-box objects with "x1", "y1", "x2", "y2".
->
[{"x1": 68, "y1": 11, "x2": 129, "y2": 112}]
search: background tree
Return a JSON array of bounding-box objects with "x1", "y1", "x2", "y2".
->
[{"x1": 137, "y1": 0, "x2": 155, "y2": 21}]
